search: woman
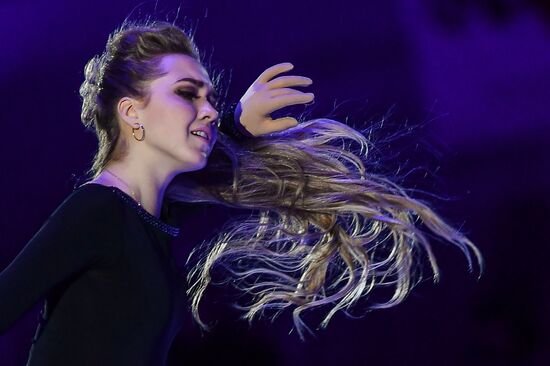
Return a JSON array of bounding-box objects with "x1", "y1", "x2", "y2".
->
[{"x1": 0, "y1": 20, "x2": 481, "y2": 365}]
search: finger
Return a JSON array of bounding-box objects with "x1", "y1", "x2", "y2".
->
[
  {"x1": 266, "y1": 75, "x2": 313, "y2": 90},
  {"x1": 263, "y1": 117, "x2": 299, "y2": 133},
  {"x1": 266, "y1": 93, "x2": 315, "y2": 113},
  {"x1": 256, "y1": 62, "x2": 294, "y2": 84},
  {"x1": 268, "y1": 87, "x2": 308, "y2": 97}
]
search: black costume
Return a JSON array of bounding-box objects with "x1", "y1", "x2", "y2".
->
[{"x1": 0, "y1": 106, "x2": 250, "y2": 365}]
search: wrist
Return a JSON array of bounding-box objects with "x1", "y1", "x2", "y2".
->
[{"x1": 233, "y1": 102, "x2": 255, "y2": 138}]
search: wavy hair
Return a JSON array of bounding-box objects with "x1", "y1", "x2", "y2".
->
[
  {"x1": 172, "y1": 118, "x2": 482, "y2": 340},
  {"x1": 80, "y1": 20, "x2": 482, "y2": 341}
]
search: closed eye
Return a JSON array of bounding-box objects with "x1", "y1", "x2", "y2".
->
[
  {"x1": 176, "y1": 89, "x2": 219, "y2": 109},
  {"x1": 175, "y1": 89, "x2": 199, "y2": 100}
]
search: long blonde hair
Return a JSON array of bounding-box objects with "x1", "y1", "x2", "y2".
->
[{"x1": 168, "y1": 118, "x2": 482, "y2": 340}]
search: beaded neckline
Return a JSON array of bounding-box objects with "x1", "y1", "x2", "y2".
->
[{"x1": 80, "y1": 183, "x2": 180, "y2": 237}]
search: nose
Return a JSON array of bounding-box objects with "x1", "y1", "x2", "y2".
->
[{"x1": 199, "y1": 100, "x2": 219, "y2": 125}]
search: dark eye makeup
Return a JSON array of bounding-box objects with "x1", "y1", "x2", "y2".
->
[
  {"x1": 175, "y1": 89, "x2": 219, "y2": 108},
  {"x1": 175, "y1": 89, "x2": 199, "y2": 100}
]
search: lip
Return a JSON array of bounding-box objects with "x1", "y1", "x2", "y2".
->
[{"x1": 190, "y1": 127, "x2": 211, "y2": 141}]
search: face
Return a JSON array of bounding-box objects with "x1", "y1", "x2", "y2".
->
[{"x1": 127, "y1": 54, "x2": 219, "y2": 172}]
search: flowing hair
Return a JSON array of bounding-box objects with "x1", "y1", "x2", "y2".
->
[
  {"x1": 80, "y1": 19, "x2": 482, "y2": 341},
  {"x1": 168, "y1": 117, "x2": 482, "y2": 340}
]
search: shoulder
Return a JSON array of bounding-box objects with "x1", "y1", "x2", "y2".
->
[
  {"x1": 48, "y1": 184, "x2": 126, "y2": 229},
  {"x1": 63, "y1": 183, "x2": 121, "y2": 211},
  {"x1": 25, "y1": 184, "x2": 126, "y2": 266}
]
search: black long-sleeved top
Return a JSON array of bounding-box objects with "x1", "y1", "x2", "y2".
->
[
  {"x1": 2, "y1": 184, "x2": 188, "y2": 365},
  {"x1": 0, "y1": 105, "x2": 252, "y2": 365}
]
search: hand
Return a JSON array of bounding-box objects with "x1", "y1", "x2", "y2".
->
[{"x1": 236, "y1": 62, "x2": 314, "y2": 136}]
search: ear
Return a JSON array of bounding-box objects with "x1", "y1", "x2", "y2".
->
[{"x1": 116, "y1": 97, "x2": 141, "y2": 129}]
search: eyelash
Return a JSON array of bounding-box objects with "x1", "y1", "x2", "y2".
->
[
  {"x1": 176, "y1": 90, "x2": 199, "y2": 100},
  {"x1": 176, "y1": 90, "x2": 218, "y2": 107}
]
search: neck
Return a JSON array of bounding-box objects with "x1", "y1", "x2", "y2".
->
[{"x1": 98, "y1": 157, "x2": 180, "y2": 218}]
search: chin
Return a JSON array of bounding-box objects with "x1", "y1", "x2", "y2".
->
[
  {"x1": 183, "y1": 153, "x2": 209, "y2": 172},
  {"x1": 175, "y1": 146, "x2": 210, "y2": 171}
]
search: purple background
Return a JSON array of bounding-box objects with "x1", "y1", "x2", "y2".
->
[{"x1": 1, "y1": 0, "x2": 549, "y2": 365}]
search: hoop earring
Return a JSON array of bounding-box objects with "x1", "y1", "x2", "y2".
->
[{"x1": 132, "y1": 124, "x2": 145, "y2": 141}]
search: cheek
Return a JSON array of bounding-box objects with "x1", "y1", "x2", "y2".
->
[{"x1": 144, "y1": 100, "x2": 197, "y2": 135}]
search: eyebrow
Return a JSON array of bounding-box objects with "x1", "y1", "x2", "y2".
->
[
  {"x1": 174, "y1": 77, "x2": 209, "y2": 88},
  {"x1": 174, "y1": 77, "x2": 219, "y2": 102}
]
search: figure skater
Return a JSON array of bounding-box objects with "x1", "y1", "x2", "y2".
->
[{"x1": 0, "y1": 20, "x2": 481, "y2": 366}]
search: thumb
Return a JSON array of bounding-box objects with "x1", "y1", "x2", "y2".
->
[{"x1": 265, "y1": 117, "x2": 299, "y2": 133}]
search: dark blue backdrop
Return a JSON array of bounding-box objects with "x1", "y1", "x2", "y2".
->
[{"x1": 1, "y1": 1, "x2": 548, "y2": 365}]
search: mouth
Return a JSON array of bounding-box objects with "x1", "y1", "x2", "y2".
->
[{"x1": 190, "y1": 129, "x2": 210, "y2": 141}]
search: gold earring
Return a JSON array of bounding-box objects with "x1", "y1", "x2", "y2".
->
[{"x1": 132, "y1": 123, "x2": 145, "y2": 141}]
